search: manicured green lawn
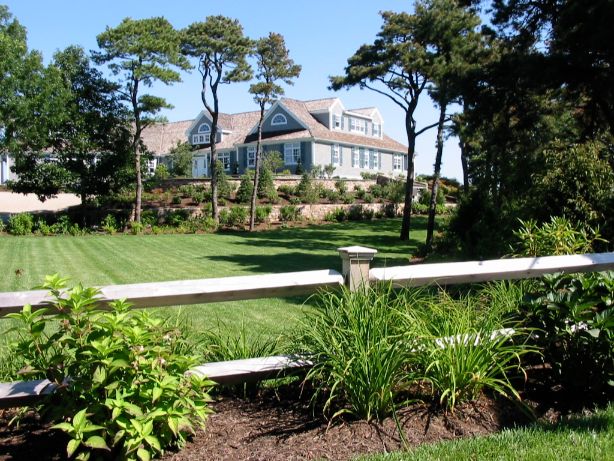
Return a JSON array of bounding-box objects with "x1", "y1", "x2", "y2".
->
[
  {"x1": 361, "y1": 404, "x2": 614, "y2": 461},
  {"x1": 0, "y1": 218, "x2": 427, "y2": 338}
]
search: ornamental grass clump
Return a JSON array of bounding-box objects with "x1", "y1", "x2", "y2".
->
[
  {"x1": 298, "y1": 285, "x2": 421, "y2": 422},
  {"x1": 7, "y1": 275, "x2": 213, "y2": 461},
  {"x1": 402, "y1": 291, "x2": 534, "y2": 411}
]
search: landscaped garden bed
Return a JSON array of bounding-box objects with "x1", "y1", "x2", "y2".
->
[{"x1": 0, "y1": 219, "x2": 611, "y2": 460}]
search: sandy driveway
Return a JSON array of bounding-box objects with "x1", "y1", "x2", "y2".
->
[{"x1": 0, "y1": 192, "x2": 81, "y2": 213}]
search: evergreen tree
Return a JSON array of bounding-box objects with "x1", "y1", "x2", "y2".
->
[
  {"x1": 248, "y1": 32, "x2": 301, "y2": 231},
  {"x1": 181, "y1": 16, "x2": 253, "y2": 222},
  {"x1": 93, "y1": 17, "x2": 189, "y2": 222}
]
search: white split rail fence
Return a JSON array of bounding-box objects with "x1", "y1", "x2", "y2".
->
[{"x1": 1, "y1": 247, "x2": 613, "y2": 408}]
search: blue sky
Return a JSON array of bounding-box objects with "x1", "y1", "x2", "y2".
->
[{"x1": 6, "y1": 0, "x2": 462, "y2": 180}]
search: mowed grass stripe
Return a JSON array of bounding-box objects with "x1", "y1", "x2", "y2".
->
[{"x1": 0, "y1": 219, "x2": 426, "y2": 336}]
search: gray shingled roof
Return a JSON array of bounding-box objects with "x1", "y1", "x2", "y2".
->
[
  {"x1": 141, "y1": 120, "x2": 192, "y2": 155},
  {"x1": 143, "y1": 98, "x2": 407, "y2": 156}
]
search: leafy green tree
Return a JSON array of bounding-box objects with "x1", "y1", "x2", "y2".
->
[
  {"x1": 248, "y1": 32, "x2": 301, "y2": 231},
  {"x1": 93, "y1": 17, "x2": 190, "y2": 222},
  {"x1": 0, "y1": 6, "x2": 68, "y2": 199},
  {"x1": 169, "y1": 141, "x2": 193, "y2": 177},
  {"x1": 35, "y1": 46, "x2": 131, "y2": 204},
  {"x1": 412, "y1": 0, "x2": 485, "y2": 253},
  {"x1": 330, "y1": 11, "x2": 442, "y2": 241},
  {"x1": 181, "y1": 16, "x2": 253, "y2": 221}
]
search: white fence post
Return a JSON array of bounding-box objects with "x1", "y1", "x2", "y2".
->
[{"x1": 337, "y1": 246, "x2": 377, "y2": 291}]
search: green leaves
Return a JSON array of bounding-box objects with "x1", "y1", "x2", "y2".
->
[{"x1": 10, "y1": 276, "x2": 214, "y2": 460}]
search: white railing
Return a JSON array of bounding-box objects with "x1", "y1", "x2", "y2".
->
[{"x1": 1, "y1": 247, "x2": 613, "y2": 408}]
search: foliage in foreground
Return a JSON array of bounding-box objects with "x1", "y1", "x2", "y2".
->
[
  {"x1": 7, "y1": 275, "x2": 213, "y2": 461},
  {"x1": 521, "y1": 271, "x2": 614, "y2": 397},
  {"x1": 299, "y1": 283, "x2": 532, "y2": 421}
]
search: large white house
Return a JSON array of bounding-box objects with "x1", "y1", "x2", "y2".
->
[{"x1": 142, "y1": 97, "x2": 409, "y2": 178}]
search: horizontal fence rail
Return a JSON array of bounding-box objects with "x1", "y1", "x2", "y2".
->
[
  {"x1": 2, "y1": 249, "x2": 614, "y2": 408},
  {"x1": 370, "y1": 252, "x2": 614, "y2": 287},
  {"x1": 0, "y1": 269, "x2": 344, "y2": 316}
]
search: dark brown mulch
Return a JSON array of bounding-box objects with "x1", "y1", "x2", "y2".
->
[{"x1": 0, "y1": 386, "x2": 531, "y2": 461}]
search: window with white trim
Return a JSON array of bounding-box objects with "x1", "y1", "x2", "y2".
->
[
  {"x1": 284, "y1": 142, "x2": 301, "y2": 165},
  {"x1": 351, "y1": 147, "x2": 359, "y2": 168},
  {"x1": 247, "y1": 146, "x2": 256, "y2": 168},
  {"x1": 372, "y1": 123, "x2": 381, "y2": 137},
  {"x1": 198, "y1": 123, "x2": 211, "y2": 143},
  {"x1": 192, "y1": 134, "x2": 206, "y2": 144},
  {"x1": 219, "y1": 152, "x2": 231, "y2": 171},
  {"x1": 350, "y1": 118, "x2": 356, "y2": 132},
  {"x1": 271, "y1": 113, "x2": 287, "y2": 126},
  {"x1": 360, "y1": 147, "x2": 369, "y2": 169},
  {"x1": 331, "y1": 144, "x2": 340, "y2": 166},
  {"x1": 393, "y1": 154, "x2": 403, "y2": 171},
  {"x1": 370, "y1": 149, "x2": 379, "y2": 170},
  {"x1": 333, "y1": 115, "x2": 341, "y2": 129}
]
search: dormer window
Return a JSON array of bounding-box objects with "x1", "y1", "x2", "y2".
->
[
  {"x1": 199, "y1": 123, "x2": 211, "y2": 143},
  {"x1": 372, "y1": 123, "x2": 381, "y2": 137},
  {"x1": 271, "y1": 113, "x2": 288, "y2": 126},
  {"x1": 333, "y1": 115, "x2": 341, "y2": 130}
]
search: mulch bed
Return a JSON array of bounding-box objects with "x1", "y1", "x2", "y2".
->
[{"x1": 1, "y1": 383, "x2": 534, "y2": 461}]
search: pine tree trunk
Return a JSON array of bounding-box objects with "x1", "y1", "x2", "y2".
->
[
  {"x1": 425, "y1": 102, "x2": 448, "y2": 252},
  {"x1": 400, "y1": 110, "x2": 417, "y2": 241},
  {"x1": 249, "y1": 106, "x2": 265, "y2": 232}
]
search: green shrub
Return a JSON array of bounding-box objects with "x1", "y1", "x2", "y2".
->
[
  {"x1": 7, "y1": 275, "x2": 213, "y2": 460},
  {"x1": 412, "y1": 202, "x2": 428, "y2": 214},
  {"x1": 165, "y1": 209, "x2": 189, "y2": 227},
  {"x1": 218, "y1": 208, "x2": 230, "y2": 226},
  {"x1": 324, "y1": 208, "x2": 346, "y2": 222},
  {"x1": 215, "y1": 161, "x2": 233, "y2": 198},
  {"x1": 363, "y1": 208, "x2": 375, "y2": 220},
  {"x1": 323, "y1": 188, "x2": 340, "y2": 203},
  {"x1": 35, "y1": 218, "x2": 53, "y2": 236},
  {"x1": 257, "y1": 167, "x2": 275, "y2": 199},
  {"x1": 341, "y1": 193, "x2": 354, "y2": 204},
  {"x1": 129, "y1": 221, "x2": 144, "y2": 235},
  {"x1": 255, "y1": 205, "x2": 272, "y2": 224},
  {"x1": 512, "y1": 217, "x2": 603, "y2": 257},
  {"x1": 354, "y1": 185, "x2": 365, "y2": 199},
  {"x1": 347, "y1": 205, "x2": 364, "y2": 221},
  {"x1": 363, "y1": 193, "x2": 374, "y2": 204},
  {"x1": 296, "y1": 173, "x2": 317, "y2": 203},
  {"x1": 299, "y1": 285, "x2": 412, "y2": 422},
  {"x1": 520, "y1": 271, "x2": 614, "y2": 397},
  {"x1": 141, "y1": 210, "x2": 158, "y2": 227},
  {"x1": 419, "y1": 188, "x2": 445, "y2": 206},
  {"x1": 153, "y1": 164, "x2": 169, "y2": 180},
  {"x1": 280, "y1": 205, "x2": 300, "y2": 222},
  {"x1": 8, "y1": 212, "x2": 34, "y2": 235},
  {"x1": 236, "y1": 172, "x2": 254, "y2": 204},
  {"x1": 383, "y1": 180, "x2": 405, "y2": 204},
  {"x1": 179, "y1": 184, "x2": 195, "y2": 198},
  {"x1": 101, "y1": 214, "x2": 118, "y2": 234},
  {"x1": 334, "y1": 180, "x2": 348, "y2": 195},
  {"x1": 0, "y1": 219, "x2": 5, "y2": 233},
  {"x1": 175, "y1": 216, "x2": 218, "y2": 234},
  {"x1": 277, "y1": 184, "x2": 295, "y2": 196},
  {"x1": 368, "y1": 184, "x2": 384, "y2": 198},
  {"x1": 227, "y1": 206, "x2": 248, "y2": 228},
  {"x1": 171, "y1": 195, "x2": 182, "y2": 205}
]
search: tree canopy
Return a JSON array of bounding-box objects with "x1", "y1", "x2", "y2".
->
[
  {"x1": 93, "y1": 17, "x2": 190, "y2": 222},
  {"x1": 181, "y1": 15, "x2": 253, "y2": 221},
  {"x1": 248, "y1": 32, "x2": 301, "y2": 231}
]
